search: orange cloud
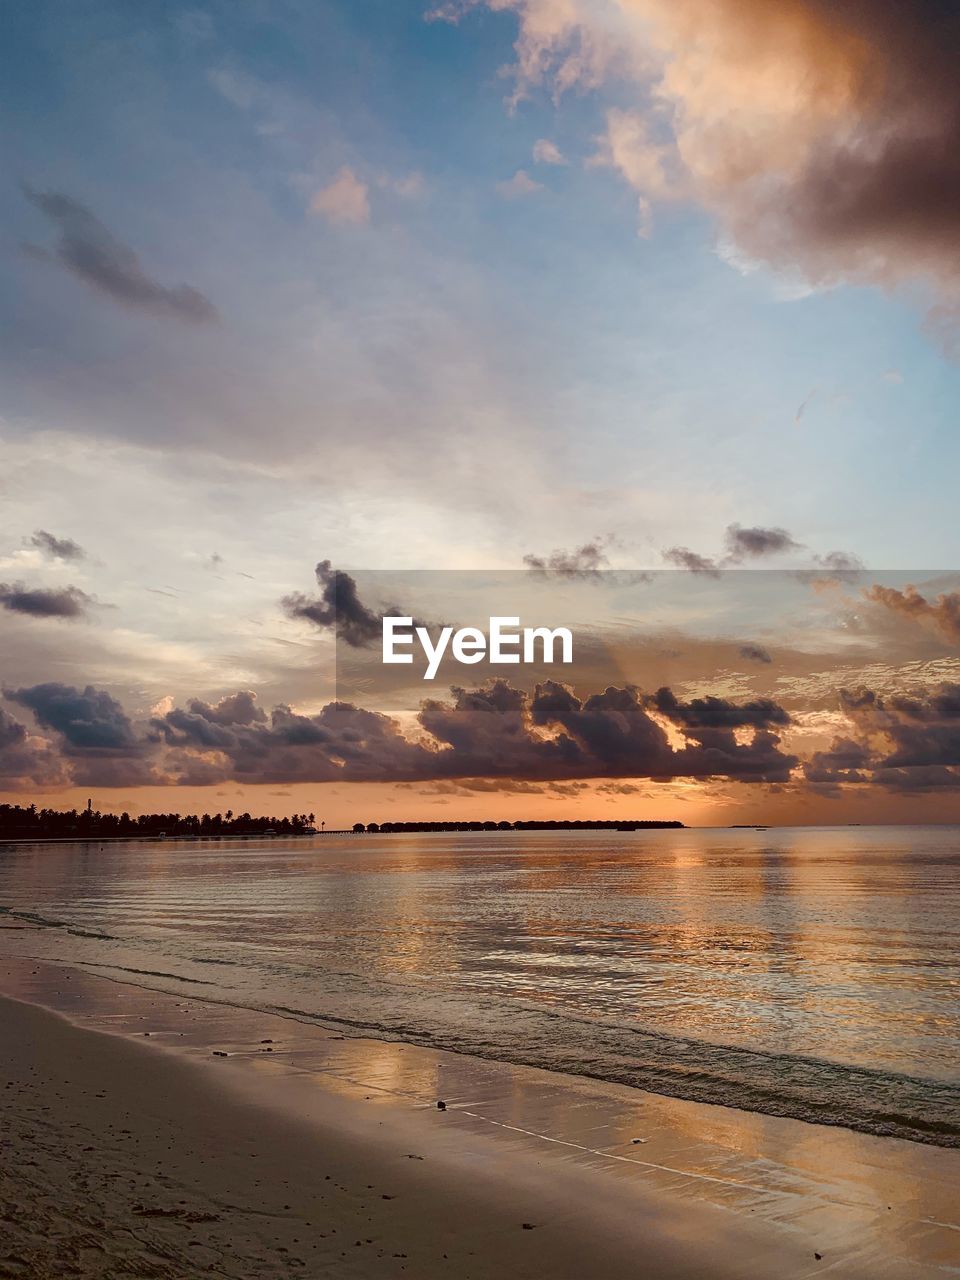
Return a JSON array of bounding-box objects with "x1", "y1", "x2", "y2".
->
[
  {"x1": 865, "y1": 585, "x2": 960, "y2": 643},
  {"x1": 310, "y1": 167, "x2": 371, "y2": 225},
  {"x1": 441, "y1": 0, "x2": 960, "y2": 342}
]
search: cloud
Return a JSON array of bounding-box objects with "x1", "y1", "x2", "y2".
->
[
  {"x1": 532, "y1": 138, "x2": 566, "y2": 165},
  {"x1": 724, "y1": 523, "x2": 800, "y2": 561},
  {"x1": 815, "y1": 551, "x2": 865, "y2": 578},
  {"x1": 377, "y1": 170, "x2": 426, "y2": 199},
  {"x1": 804, "y1": 680, "x2": 960, "y2": 792},
  {"x1": 442, "y1": 0, "x2": 960, "y2": 346},
  {"x1": 803, "y1": 736, "x2": 872, "y2": 788},
  {"x1": 651, "y1": 686, "x2": 790, "y2": 730},
  {"x1": 281, "y1": 561, "x2": 383, "y2": 648},
  {"x1": 794, "y1": 388, "x2": 819, "y2": 425},
  {"x1": 523, "y1": 539, "x2": 610, "y2": 578},
  {"x1": 794, "y1": 549, "x2": 867, "y2": 588},
  {"x1": 664, "y1": 525, "x2": 850, "y2": 579},
  {"x1": 864, "y1": 584, "x2": 960, "y2": 643},
  {"x1": 22, "y1": 187, "x2": 219, "y2": 323},
  {"x1": 740, "y1": 643, "x2": 772, "y2": 664},
  {"x1": 14, "y1": 675, "x2": 797, "y2": 789},
  {"x1": 589, "y1": 107, "x2": 678, "y2": 235},
  {"x1": 310, "y1": 167, "x2": 371, "y2": 225},
  {"x1": 662, "y1": 546, "x2": 719, "y2": 576},
  {"x1": 5, "y1": 682, "x2": 158, "y2": 786},
  {"x1": 0, "y1": 582, "x2": 94, "y2": 620},
  {"x1": 30, "y1": 530, "x2": 86, "y2": 562},
  {"x1": 7, "y1": 682, "x2": 139, "y2": 752},
  {"x1": 496, "y1": 169, "x2": 544, "y2": 198},
  {"x1": 416, "y1": 680, "x2": 795, "y2": 784},
  {"x1": 0, "y1": 707, "x2": 66, "y2": 789},
  {"x1": 150, "y1": 691, "x2": 267, "y2": 750}
]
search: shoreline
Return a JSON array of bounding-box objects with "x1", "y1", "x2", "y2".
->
[
  {"x1": 3, "y1": 898, "x2": 957, "y2": 1151},
  {"x1": 2, "y1": 958, "x2": 959, "y2": 1277}
]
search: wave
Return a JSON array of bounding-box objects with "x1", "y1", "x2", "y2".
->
[{"x1": 58, "y1": 959, "x2": 960, "y2": 1150}]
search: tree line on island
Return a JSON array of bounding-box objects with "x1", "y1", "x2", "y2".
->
[
  {"x1": 353, "y1": 819, "x2": 684, "y2": 832},
  {"x1": 0, "y1": 804, "x2": 683, "y2": 841},
  {"x1": 0, "y1": 804, "x2": 318, "y2": 841}
]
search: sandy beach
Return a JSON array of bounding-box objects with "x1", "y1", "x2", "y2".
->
[{"x1": 2, "y1": 959, "x2": 959, "y2": 1279}]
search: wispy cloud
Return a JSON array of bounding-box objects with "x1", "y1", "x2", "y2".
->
[
  {"x1": 22, "y1": 187, "x2": 219, "y2": 323},
  {"x1": 662, "y1": 546, "x2": 720, "y2": 577},
  {"x1": 794, "y1": 388, "x2": 819, "y2": 425},
  {"x1": 30, "y1": 530, "x2": 86, "y2": 562},
  {"x1": 523, "y1": 539, "x2": 610, "y2": 579},
  {"x1": 496, "y1": 169, "x2": 544, "y2": 199},
  {"x1": 532, "y1": 138, "x2": 566, "y2": 166}
]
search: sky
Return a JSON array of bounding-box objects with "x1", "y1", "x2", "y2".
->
[{"x1": 2, "y1": 0, "x2": 960, "y2": 826}]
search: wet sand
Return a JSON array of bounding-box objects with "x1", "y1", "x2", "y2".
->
[{"x1": 1, "y1": 959, "x2": 958, "y2": 1278}]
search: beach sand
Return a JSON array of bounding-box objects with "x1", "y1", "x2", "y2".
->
[{"x1": 1, "y1": 960, "x2": 958, "y2": 1278}]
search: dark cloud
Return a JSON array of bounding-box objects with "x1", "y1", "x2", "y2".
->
[
  {"x1": 523, "y1": 539, "x2": 610, "y2": 579},
  {"x1": 881, "y1": 684, "x2": 960, "y2": 770},
  {"x1": 0, "y1": 582, "x2": 94, "y2": 620},
  {"x1": 796, "y1": 550, "x2": 867, "y2": 587},
  {"x1": 529, "y1": 681, "x2": 671, "y2": 771},
  {"x1": 30, "y1": 530, "x2": 86, "y2": 562},
  {"x1": 724, "y1": 524, "x2": 801, "y2": 561},
  {"x1": 189, "y1": 690, "x2": 266, "y2": 727},
  {"x1": 864, "y1": 584, "x2": 960, "y2": 642},
  {"x1": 651, "y1": 687, "x2": 790, "y2": 730},
  {"x1": 662, "y1": 546, "x2": 720, "y2": 577},
  {"x1": 803, "y1": 737, "x2": 872, "y2": 788},
  {"x1": 871, "y1": 764, "x2": 960, "y2": 793},
  {"x1": 815, "y1": 551, "x2": 865, "y2": 577},
  {"x1": 665, "y1": 527, "x2": 856, "y2": 582},
  {"x1": 5, "y1": 683, "x2": 156, "y2": 786},
  {"x1": 739, "y1": 643, "x2": 772, "y2": 664},
  {"x1": 149, "y1": 691, "x2": 268, "y2": 752},
  {"x1": 647, "y1": 686, "x2": 795, "y2": 782},
  {"x1": 7, "y1": 683, "x2": 139, "y2": 753},
  {"x1": 22, "y1": 187, "x2": 219, "y2": 324},
  {"x1": 282, "y1": 561, "x2": 384, "y2": 648},
  {"x1": 805, "y1": 681, "x2": 960, "y2": 793},
  {"x1": 156, "y1": 696, "x2": 434, "y2": 785},
  {"x1": 0, "y1": 706, "x2": 65, "y2": 789},
  {"x1": 140, "y1": 678, "x2": 798, "y2": 786}
]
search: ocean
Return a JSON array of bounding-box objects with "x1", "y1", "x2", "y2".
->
[{"x1": 1, "y1": 825, "x2": 958, "y2": 1147}]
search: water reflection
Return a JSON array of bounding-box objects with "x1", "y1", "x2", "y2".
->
[{"x1": 0, "y1": 826, "x2": 958, "y2": 1144}]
